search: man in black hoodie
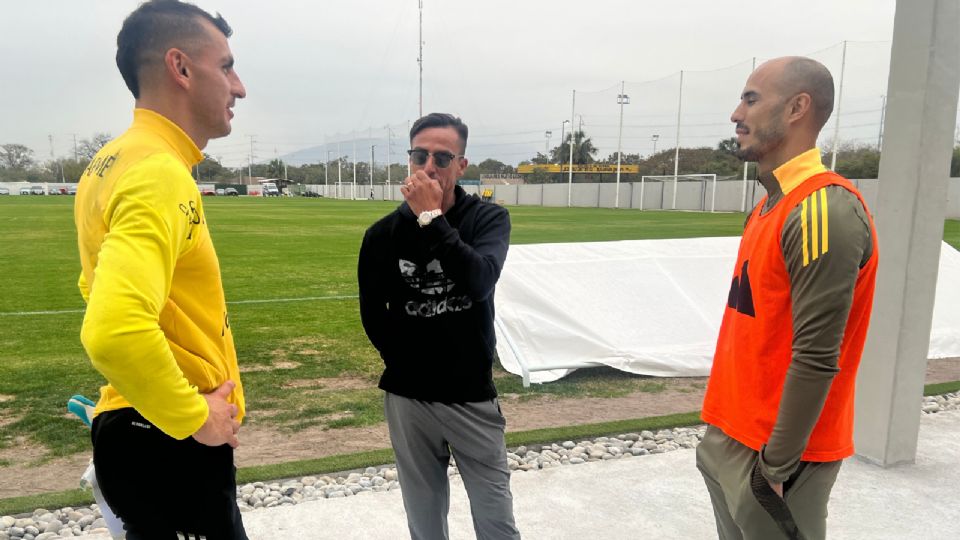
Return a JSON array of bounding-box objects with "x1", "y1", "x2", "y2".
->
[{"x1": 358, "y1": 113, "x2": 520, "y2": 540}]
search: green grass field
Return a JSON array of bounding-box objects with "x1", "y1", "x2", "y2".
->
[{"x1": 1, "y1": 196, "x2": 957, "y2": 459}]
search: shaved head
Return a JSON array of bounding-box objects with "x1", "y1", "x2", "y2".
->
[
  {"x1": 732, "y1": 56, "x2": 834, "y2": 169},
  {"x1": 767, "y1": 56, "x2": 835, "y2": 131}
]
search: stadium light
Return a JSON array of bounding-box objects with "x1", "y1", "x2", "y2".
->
[
  {"x1": 651, "y1": 134, "x2": 660, "y2": 156},
  {"x1": 544, "y1": 130, "x2": 552, "y2": 158}
]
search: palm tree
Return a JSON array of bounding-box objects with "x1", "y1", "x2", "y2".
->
[{"x1": 550, "y1": 130, "x2": 597, "y2": 164}]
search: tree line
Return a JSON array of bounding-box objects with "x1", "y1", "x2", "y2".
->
[
  {"x1": 0, "y1": 134, "x2": 111, "y2": 184},
  {"x1": 4, "y1": 131, "x2": 959, "y2": 185}
]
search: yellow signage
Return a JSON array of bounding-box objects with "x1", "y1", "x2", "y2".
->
[{"x1": 517, "y1": 164, "x2": 640, "y2": 174}]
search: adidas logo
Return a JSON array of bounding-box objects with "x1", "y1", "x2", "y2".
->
[{"x1": 727, "y1": 260, "x2": 755, "y2": 317}]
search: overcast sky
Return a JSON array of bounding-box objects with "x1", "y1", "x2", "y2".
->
[{"x1": 1, "y1": 0, "x2": 902, "y2": 168}]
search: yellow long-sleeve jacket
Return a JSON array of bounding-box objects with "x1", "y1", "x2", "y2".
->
[{"x1": 75, "y1": 108, "x2": 244, "y2": 440}]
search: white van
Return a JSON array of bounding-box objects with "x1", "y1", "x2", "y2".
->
[{"x1": 262, "y1": 182, "x2": 280, "y2": 197}]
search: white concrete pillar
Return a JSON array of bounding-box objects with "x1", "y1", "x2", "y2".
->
[{"x1": 855, "y1": 0, "x2": 960, "y2": 467}]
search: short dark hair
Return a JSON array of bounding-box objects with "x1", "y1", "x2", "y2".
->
[
  {"x1": 409, "y1": 113, "x2": 469, "y2": 153},
  {"x1": 116, "y1": 0, "x2": 232, "y2": 98}
]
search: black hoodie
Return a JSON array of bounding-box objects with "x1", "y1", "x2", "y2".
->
[{"x1": 358, "y1": 186, "x2": 510, "y2": 402}]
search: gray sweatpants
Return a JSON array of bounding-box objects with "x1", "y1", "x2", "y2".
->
[{"x1": 384, "y1": 392, "x2": 521, "y2": 540}]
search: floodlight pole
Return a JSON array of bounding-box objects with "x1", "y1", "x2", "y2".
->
[
  {"x1": 369, "y1": 127, "x2": 375, "y2": 197},
  {"x1": 325, "y1": 149, "x2": 332, "y2": 193},
  {"x1": 418, "y1": 0, "x2": 424, "y2": 117},
  {"x1": 352, "y1": 133, "x2": 358, "y2": 199},
  {"x1": 248, "y1": 135, "x2": 254, "y2": 180},
  {"x1": 830, "y1": 40, "x2": 848, "y2": 171},
  {"x1": 560, "y1": 120, "x2": 569, "y2": 163},
  {"x1": 672, "y1": 70, "x2": 684, "y2": 210},
  {"x1": 567, "y1": 90, "x2": 576, "y2": 207},
  {"x1": 370, "y1": 144, "x2": 375, "y2": 197},
  {"x1": 615, "y1": 81, "x2": 629, "y2": 209},
  {"x1": 385, "y1": 125, "x2": 392, "y2": 186},
  {"x1": 544, "y1": 130, "x2": 552, "y2": 158}
]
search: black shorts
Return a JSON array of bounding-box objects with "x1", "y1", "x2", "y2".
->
[{"x1": 91, "y1": 408, "x2": 248, "y2": 540}]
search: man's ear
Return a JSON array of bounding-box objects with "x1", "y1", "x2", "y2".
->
[
  {"x1": 787, "y1": 93, "x2": 812, "y2": 124},
  {"x1": 457, "y1": 157, "x2": 468, "y2": 179},
  {"x1": 165, "y1": 48, "x2": 190, "y2": 90}
]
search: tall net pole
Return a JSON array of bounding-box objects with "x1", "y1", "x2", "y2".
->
[{"x1": 671, "y1": 71, "x2": 684, "y2": 210}]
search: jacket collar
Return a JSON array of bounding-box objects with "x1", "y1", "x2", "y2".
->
[
  {"x1": 772, "y1": 147, "x2": 828, "y2": 196},
  {"x1": 131, "y1": 108, "x2": 204, "y2": 167}
]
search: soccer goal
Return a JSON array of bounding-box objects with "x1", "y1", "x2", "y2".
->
[
  {"x1": 334, "y1": 181, "x2": 357, "y2": 200},
  {"x1": 639, "y1": 174, "x2": 717, "y2": 212}
]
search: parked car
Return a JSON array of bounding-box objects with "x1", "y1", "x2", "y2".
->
[
  {"x1": 30, "y1": 186, "x2": 45, "y2": 195},
  {"x1": 20, "y1": 187, "x2": 30, "y2": 195},
  {"x1": 67, "y1": 185, "x2": 77, "y2": 195},
  {"x1": 0, "y1": 187, "x2": 9, "y2": 195},
  {"x1": 200, "y1": 187, "x2": 217, "y2": 196},
  {"x1": 215, "y1": 188, "x2": 225, "y2": 196},
  {"x1": 262, "y1": 182, "x2": 280, "y2": 197},
  {"x1": 224, "y1": 187, "x2": 239, "y2": 196}
]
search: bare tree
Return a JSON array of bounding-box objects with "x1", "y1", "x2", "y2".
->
[
  {"x1": 0, "y1": 144, "x2": 35, "y2": 169},
  {"x1": 77, "y1": 133, "x2": 113, "y2": 161}
]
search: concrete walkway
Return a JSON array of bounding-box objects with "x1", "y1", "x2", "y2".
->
[{"x1": 231, "y1": 408, "x2": 960, "y2": 539}]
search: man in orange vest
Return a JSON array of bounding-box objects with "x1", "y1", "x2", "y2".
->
[{"x1": 697, "y1": 56, "x2": 878, "y2": 539}]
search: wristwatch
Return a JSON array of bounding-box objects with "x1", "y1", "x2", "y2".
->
[{"x1": 418, "y1": 209, "x2": 442, "y2": 227}]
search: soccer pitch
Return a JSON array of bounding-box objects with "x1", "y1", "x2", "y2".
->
[{"x1": 0, "y1": 196, "x2": 957, "y2": 457}]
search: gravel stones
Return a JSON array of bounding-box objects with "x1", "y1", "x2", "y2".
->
[
  {"x1": 0, "y1": 507, "x2": 116, "y2": 540},
  {"x1": 922, "y1": 392, "x2": 960, "y2": 415}
]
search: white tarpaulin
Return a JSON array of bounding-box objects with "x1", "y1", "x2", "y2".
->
[{"x1": 495, "y1": 238, "x2": 960, "y2": 385}]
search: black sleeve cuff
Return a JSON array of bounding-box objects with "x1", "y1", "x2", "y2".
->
[{"x1": 419, "y1": 215, "x2": 458, "y2": 251}]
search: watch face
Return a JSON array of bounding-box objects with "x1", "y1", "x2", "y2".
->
[{"x1": 418, "y1": 210, "x2": 440, "y2": 227}]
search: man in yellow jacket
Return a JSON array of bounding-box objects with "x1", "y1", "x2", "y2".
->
[{"x1": 74, "y1": 1, "x2": 248, "y2": 538}]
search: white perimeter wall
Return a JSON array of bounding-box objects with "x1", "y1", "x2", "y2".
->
[{"x1": 304, "y1": 178, "x2": 960, "y2": 219}]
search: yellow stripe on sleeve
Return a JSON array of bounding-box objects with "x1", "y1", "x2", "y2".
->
[
  {"x1": 810, "y1": 192, "x2": 820, "y2": 262},
  {"x1": 820, "y1": 188, "x2": 829, "y2": 256},
  {"x1": 801, "y1": 197, "x2": 810, "y2": 266}
]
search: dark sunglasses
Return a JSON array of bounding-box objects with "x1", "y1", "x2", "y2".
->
[{"x1": 407, "y1": 149, "x2": 462, "y2": 168}]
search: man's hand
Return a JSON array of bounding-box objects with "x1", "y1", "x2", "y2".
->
[
  {"x1": 768, "y1": 478, "x2": 784, "y2": 498},
  {"x1": 400, "y1": 170, "x2": 443, "y2": 216},
  {"x1": 192, "y1": 380, "x2": 240, "y2": 448}
]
